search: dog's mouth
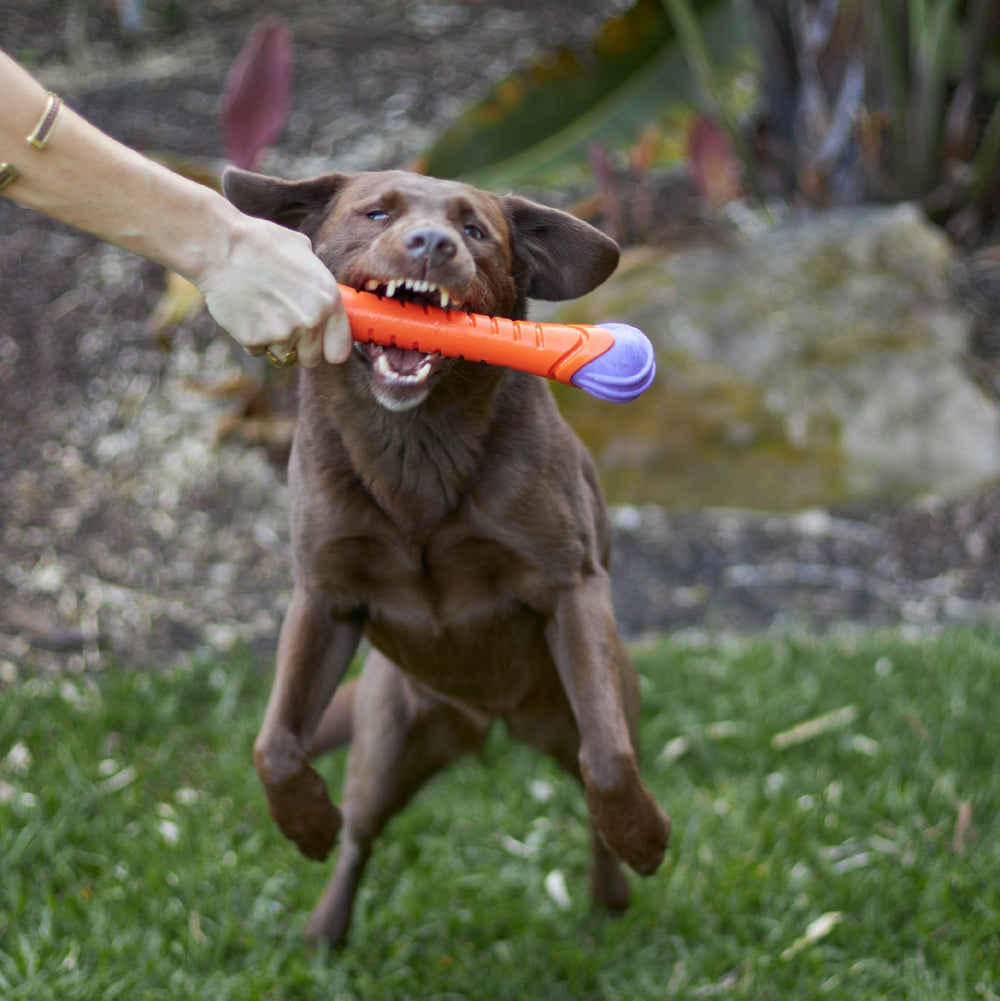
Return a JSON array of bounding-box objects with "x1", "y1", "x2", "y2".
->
[{"x1": 352, "y1": 277, "x2": 466, "y2": 411}]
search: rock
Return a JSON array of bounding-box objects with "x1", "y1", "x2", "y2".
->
[{"x1": 538, "y1": 204, "x2": 1000, "y2": 510}]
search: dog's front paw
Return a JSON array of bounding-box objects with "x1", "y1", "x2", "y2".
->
[
  {"x1": 588, "y1": 782, "x2": 670, "y2": 877},
  {"x1": 265, "y1": 765, "x2": 342, "y2": 861}
]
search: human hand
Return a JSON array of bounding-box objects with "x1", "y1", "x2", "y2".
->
[{"x1": 195, "y1": 213, "x2": 351, "y2": 367}]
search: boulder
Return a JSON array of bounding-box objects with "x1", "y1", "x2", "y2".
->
[{"x1": 538, "y1": 204, "x2": 1000, "y2": 510}]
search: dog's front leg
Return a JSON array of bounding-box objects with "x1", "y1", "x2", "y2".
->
[
  {"x1": 545, "y1": 570, "x2": 670, "y2": 876},
  {"x1": 254, "y1": 588, "x2": 362, "y2": 861}
]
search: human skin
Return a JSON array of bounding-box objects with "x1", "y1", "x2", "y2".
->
[{"x1": 0, "y1": 50, "x2": 350, "y2": 366}]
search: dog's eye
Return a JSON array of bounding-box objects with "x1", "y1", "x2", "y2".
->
[
  {"x1": 366, "y1": 209, "x2": 389, "y2": 222},
  {"x1": 463, "y1": 223, "x2": 486, "y2": 240}
]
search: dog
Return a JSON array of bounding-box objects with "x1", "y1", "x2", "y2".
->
[{"x1": 221, "y1": 165, "x2": 670, "y2": 947}]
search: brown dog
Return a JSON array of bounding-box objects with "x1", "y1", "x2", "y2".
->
[{"x1": 222, "y1": 166, "x2": 669, "y2": 946}]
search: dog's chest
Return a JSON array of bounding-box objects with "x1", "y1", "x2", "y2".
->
[
  {"x1": 313, "y1": 528, "x2": 555, "y2": 627},
  {"x1": 314, "y1": 527, "x2": 563, "y2": 707}
]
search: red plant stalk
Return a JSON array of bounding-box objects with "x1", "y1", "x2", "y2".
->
[{"x1": 222, "y1": 17, "x2": 293, "y2": 170}]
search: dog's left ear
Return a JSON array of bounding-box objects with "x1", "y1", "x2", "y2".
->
[
  {"x1": 503, "y1": 196, "x2": 620, "y2": 301},
  {"x1": 222, "y1": 167, "x2": 349, "y2": 238}
]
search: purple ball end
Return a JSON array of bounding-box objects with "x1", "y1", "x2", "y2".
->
[{"x1": 569, "y1": 323, "x2": 656, "y2": 403}]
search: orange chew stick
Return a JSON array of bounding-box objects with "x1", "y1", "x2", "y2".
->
[{"x1": 338, "y1": 284, "x2": 615, "y2": 386}]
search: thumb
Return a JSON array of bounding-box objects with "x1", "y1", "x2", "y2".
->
[{"x1": 323, "y1": 306, "x2": 354, "y2": 364}]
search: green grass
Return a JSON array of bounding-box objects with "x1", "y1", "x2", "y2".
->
[{"x1": 2, "y1": 627, "x2": 999, "y2": 999}]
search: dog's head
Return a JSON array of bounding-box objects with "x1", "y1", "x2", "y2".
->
[{"x1": 223, "y1": 168, "x2": 620, "y2": 412}]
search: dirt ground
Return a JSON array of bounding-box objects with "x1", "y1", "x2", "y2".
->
[{"x1": 3, "y1": 0, "x2": 1000, "y2": 683}]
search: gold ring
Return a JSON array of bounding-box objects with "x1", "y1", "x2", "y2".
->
[{"x1": 265, "y1": 346, "x2": 298, "y2": 367}]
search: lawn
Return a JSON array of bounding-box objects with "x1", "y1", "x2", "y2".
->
[{"x1": 1, "y1": 627, "x2": 998, "y2": 1000}]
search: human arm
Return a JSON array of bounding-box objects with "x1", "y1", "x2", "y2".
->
[{"x1": 0, "y1": 50, "x2": 350, "y2": 366}]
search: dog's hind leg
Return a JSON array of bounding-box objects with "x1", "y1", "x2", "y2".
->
[
  {"x1": 304, "y1": 649, "x2": 490, "y2": 948},
  {"x1": 308, "y1": 678, "x2": 358, "y2": 757}
]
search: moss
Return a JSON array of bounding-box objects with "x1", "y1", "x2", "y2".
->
[
  {"x1": 553, "y1": 358, "x2": 848, "y2": 511},
  {"x1": 795, "y1": 316, "x2": 934, "y2": 366},
  {"x1": 800, "y1": 243, "x2": 853, "y2": 291},
  {"x1": 536, "y1": 208, "x2": 988, "y2": 508}
]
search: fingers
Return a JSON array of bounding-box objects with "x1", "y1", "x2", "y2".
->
[
  {"x1": 199, "y1": 214, "x2": 354, "y2": 367},
  {"x1": 249, "y1": 303, "x2": 350, "y2": 370},
  {"x1": 296, "y1": 290, "x2": 351, "y2": 367},
  {"x1": 296, "y1": 330, "x2": 323, "y2": 368},
  {"x1": 322, "y1": 305, "x2": 353, "y2": 364}
]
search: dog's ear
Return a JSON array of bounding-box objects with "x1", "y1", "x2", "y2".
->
[
  {"x1": 222, "y1": 167, "x2": 349, "y2": 236},
  {"x1": 503, "y1": 196, "x2": 620, "y2": 301}
]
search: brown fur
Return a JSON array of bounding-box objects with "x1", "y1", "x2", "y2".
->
[{"x1": 223, "y1": 166, "x2": 669, "y2": 947}]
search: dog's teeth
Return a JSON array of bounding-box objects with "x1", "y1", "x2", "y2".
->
[
  {"x1": 364, "y1": 279, "x2": 380, "y2": 292},
  {"x1": 377, "y1": 277, "x2": 456, "y2": 309}
]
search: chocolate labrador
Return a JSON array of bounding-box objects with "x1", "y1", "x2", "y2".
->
[{"x1": 222, "y1": 166, "x2": 669, "y2": 946}]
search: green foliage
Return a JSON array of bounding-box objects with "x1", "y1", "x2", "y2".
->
[
  {"x1": 2, "y1": 629, "x2": 999, "y2": 998},
  {"x1": 423, "y1": 0, "x2": 1000, "y2": 243},
  {"x1": 723, "y1": 0, "x2": 1000, "y2": 239},
  {"x1": 420, "y1": 0, "x2": 755, "y2": 189},
  {"x1": 868, "y1": 0, "x2": 1000, "y2": 237}
]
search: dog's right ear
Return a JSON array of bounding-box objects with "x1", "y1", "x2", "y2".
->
[{"x1": 222, "y1": 167, "x2": 349, "y2": 237}]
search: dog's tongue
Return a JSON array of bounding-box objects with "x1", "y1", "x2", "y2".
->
[{"x1": 383, "y1": 345, "x2": 428, "y2": 374}]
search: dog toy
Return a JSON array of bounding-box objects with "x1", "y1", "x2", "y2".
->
[{"x1": 339, "y1": 284, "x2": 655, "y2": 404}]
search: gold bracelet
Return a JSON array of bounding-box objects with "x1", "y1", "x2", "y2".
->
[
  {"x1": 0, "y1": 162, "x2": 19, "y2": 192},
  {"x1": 26, "y1": 92, "x2": 63, "y2": 149},
  {"x1": 1, "y1": 93, "x2": 63, "y2": 194}
]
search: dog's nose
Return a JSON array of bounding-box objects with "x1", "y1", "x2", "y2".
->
[{"x1": 404, "y1": 227, "x2": 457, "y2": 267}]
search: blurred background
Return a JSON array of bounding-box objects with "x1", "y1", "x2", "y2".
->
[{"x1": 3, "y1": 0, "x2": 1000, "y2": 673}]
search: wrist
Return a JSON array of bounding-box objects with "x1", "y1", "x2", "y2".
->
[{"x1": 163, "y1": 182, "x2": 246, "y2": 288}]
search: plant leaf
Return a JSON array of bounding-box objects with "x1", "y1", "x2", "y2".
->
[
  {"x1": 222, "y1": 17, "x2": 294, "y2": 170},
  {"x1": 420, "y1": 0, "x2": 753, "y2": 188}
]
